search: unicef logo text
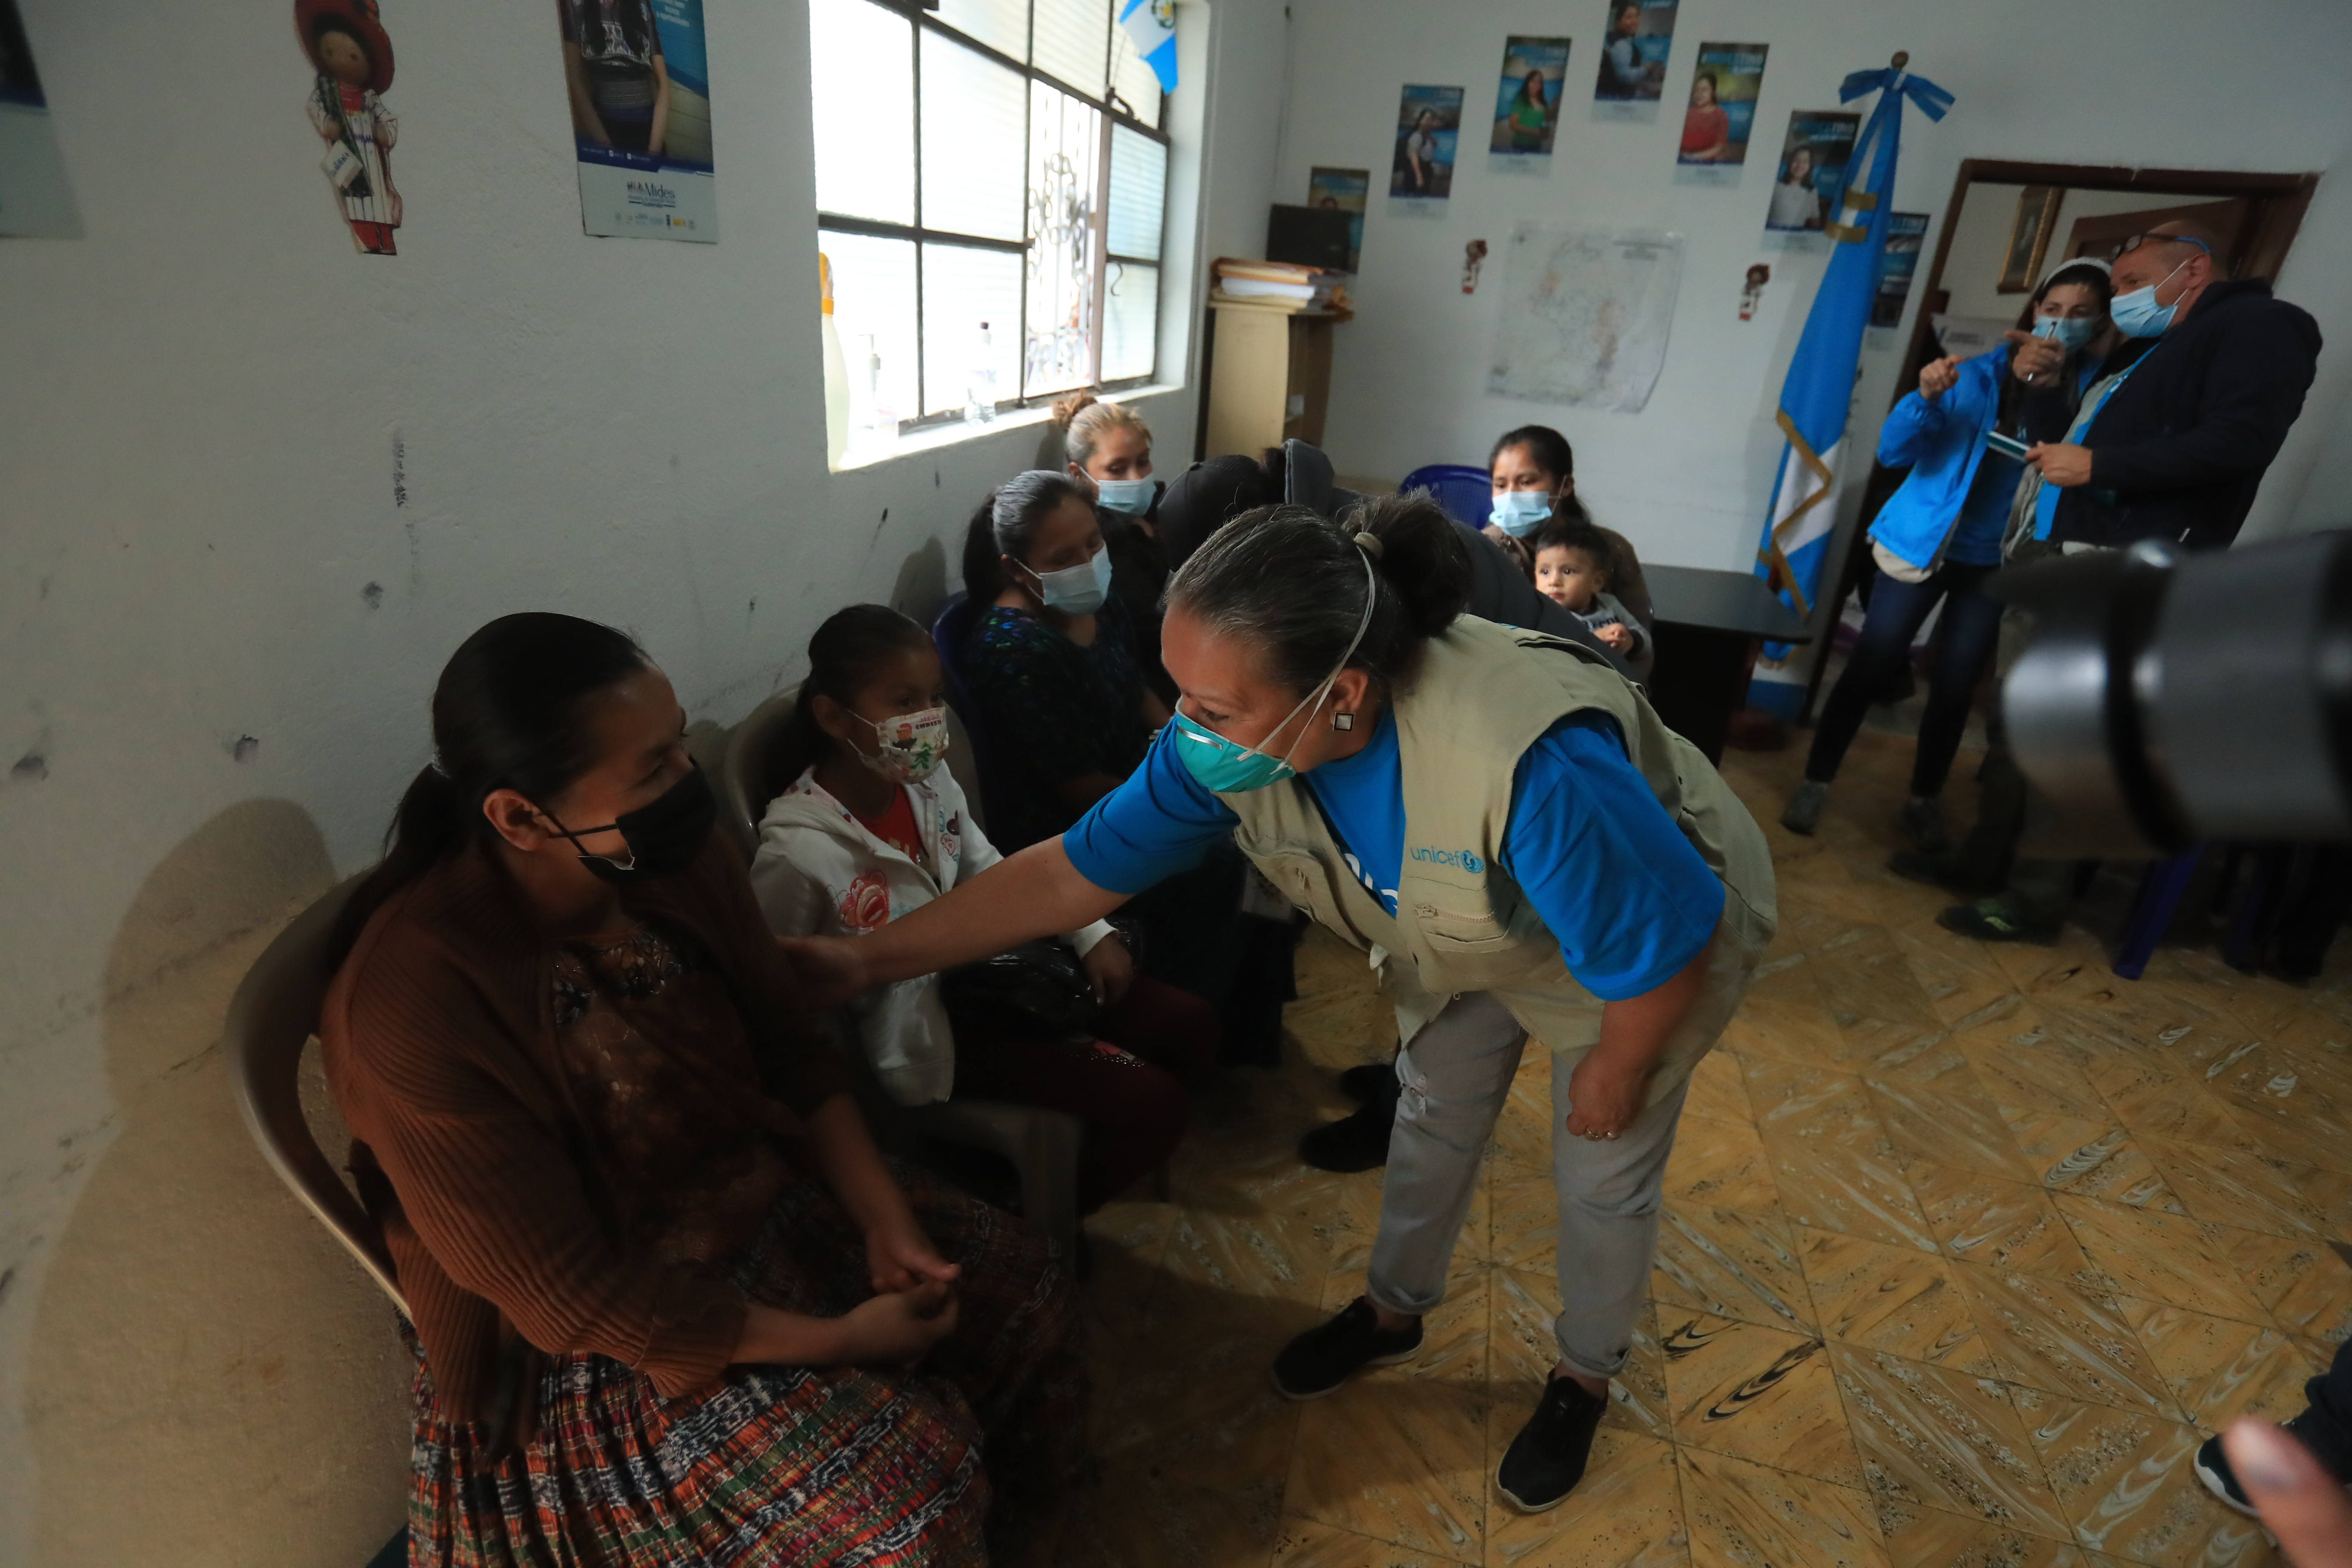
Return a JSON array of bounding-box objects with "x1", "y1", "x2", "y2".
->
[{"x1": 1408, "y1": 846, "x2": 1485, "y2": 873}]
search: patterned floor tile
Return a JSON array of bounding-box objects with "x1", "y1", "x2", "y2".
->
[
  {"x1": 1482, "y1": 1427, "x2": 1689, "y2": 1567},
  {"x1": 1891, "y1": 921, "x2": 2021, "y2": 1029},
  {"x1": 1057, "y1": 1460, "x2": 1285, "y2": 1568},
  {"x1": 1652, "y1": 1203, "x2": 1817, "y2": 1336},
  {"x1": 1874, "y1": 1499, "x2": 2090, "y2": 1568},
  {"x1": 1799, "y1": 1225, "x2": 1996, "y2": 1372},
  {"x1": 1948, "y1": 1259, "x2": 2182, "y2": 1418},
  {"x1": 2000, "y1": 1112, "x2": 2184, "y2": 1211},
  {"x1": 1867, "y1": 1067, "x2": 2031, "y2": 1182},
  {"x1": 1678, "y1": 1445, "x2": 1890, "y2": 1568},
  {"x1": 1745, "y1": 1060, "x2": 1942, "y2": 1252},
  {"x1": 2135, "y1": 1136, "x2": 2323, "y2": 1237},
  {"x1": 1684, "y1": 1049, "x2": 1754, "y2": 1127},
  {"x1": 2010, "y1": 1387, "x2": 2276, "y2": 1566},
  {"x1": 1270, "y1": 1516, "x2": 1458, "y2": 1568},
  {"x1": 2049, "y1": 1196, "x2": 2268, "y2": 1324},
  {"x1": 2228, "y1": 1228, "x2": 2352, "y2": 1346},
  {"x1": 1663, "y1": 1107, "x2": 1780, "y2": 1213},
  {"x1": 1161, "y1": 1184, "x2": 1350, "y2": 1309},
  {"x1": 1285, "y1": 1376, "x2": 1488, "y2": 1564},
  {"x1": 1827, "y1": 1342, "x2": 2072, "y2": 1542},
  {"x1": 1097, "y1": 1289, "x2": 1317, "y2": 1501},
  {"x1": 1905, "y1": 1162, "x2": 2100, "y2": 1283},
  {"x1": 2079, "y1": 1054, "x2": 2255, "y2": 1152},
  {"x1": 1659, "y1": 1313, "x2": 1863, "y2": 1487},
  {"x1": 2118, "y1": 1295, "x2": 2321, "y2": 1429}
]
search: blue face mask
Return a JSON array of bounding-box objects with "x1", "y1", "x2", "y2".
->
[
  {"x1": 1170, "y1": 550, "x2": 1379, "y2": 793},
  {"x1": 1094, "y1": 477, "x2": 1155, "y2": 515},
  {"x1": 1488, "y1": 489, "x2": 1552, "y2": 537},
  {"x1": 2109, "y1": 258, "x2": 2189, "y2": 339},
  {"x1": 2032, "y1": 315, "x2": 2098, "y2": 352},
  {"x1": 1023, "y1": 545, "x2": 1113, "y2": 616}
]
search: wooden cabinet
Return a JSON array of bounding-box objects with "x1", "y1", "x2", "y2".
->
[{"x1": 1199, "y1": 300, "x2": 1340, "y2": 459}]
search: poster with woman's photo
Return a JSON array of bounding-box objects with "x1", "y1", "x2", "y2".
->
[
  {"x1": 1673, "y1": 40, "x2": 1766, "y2": 187},
  {"x1": 557, "y1": 0, "x2": 717, "y2": 241},
  {"x1": 1591, "y1": 0, "x2": 1675, "y2": 121},
  {"x1": 1389, "y1": 84, "x2": 1463, "y2": 205},
  {"x1": 1763, "y1": 110, "x2": 1858, "y2": 236},
  {"x1": 1489, "y1": 36, "x2": 1568, "y2": 167},
  {"x1": 1307, "y1": 166, "x2": 1369, "y2": 272}
]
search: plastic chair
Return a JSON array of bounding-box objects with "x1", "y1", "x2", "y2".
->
[
  {"x1": 1399, "y1": 463, "x2": 1494, "y2": 529},
  {"x1": 223, "y1": 874, "x2": 407, "y2": 1314},
  {"x1": 714, "y1": 683, "x2": 803, "y2": 860}
]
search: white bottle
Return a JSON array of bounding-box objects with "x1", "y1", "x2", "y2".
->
[
  {"x1": 965, "y1": 320, "x2": 998, "y2": 424},
  {"x1": 820, "y1": 253, "x2": 850, "y2": 468}
]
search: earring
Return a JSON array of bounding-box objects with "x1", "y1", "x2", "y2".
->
[{"x1": 1332, "y1": 712, "x2": 1355, "y2": 732}]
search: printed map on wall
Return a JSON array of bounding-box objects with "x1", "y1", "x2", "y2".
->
[{"x1": 1487, "y1": 226, "x2": 1683, "y2": 411}]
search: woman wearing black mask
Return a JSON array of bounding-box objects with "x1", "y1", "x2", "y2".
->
[{"x1": 321, "y1": 612, "x2": 1081, "y2": 1565}]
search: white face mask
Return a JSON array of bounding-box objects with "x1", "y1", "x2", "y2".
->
[
  {"x1": 2033, "y1": 315, "x2": 2098, "y2": 352},
  {"x1": 854, "y1": 706, "x2": 950, "y2": 784},
  {"x1": 1094, "y1": 477, "x2": 1155, "y2": 515},
  {"x1": 1489, "y1": 489, "x2": 1553, "y2": 537},
  {"x1": 2110, "y1": 257, "x2": 2191, "y2": 339},
  {"x1": 1023, "y1": 545, "x2": 1112, "y2": 616}
]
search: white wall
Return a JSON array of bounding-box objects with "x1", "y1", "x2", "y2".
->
[
  {"x1": 0, "y1": 0, "x2": 1276, "y2": 1562},
  {"x1": 1275, "y1": 0, "x2": 2352, "y2": 573}
]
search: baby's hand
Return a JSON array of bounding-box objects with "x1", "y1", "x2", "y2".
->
[{"x1": 1596, "y1": 622, "x2": 1633, "y2": 651}]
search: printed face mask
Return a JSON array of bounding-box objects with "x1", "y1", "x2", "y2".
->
[
  {"x1": 540, "y1": 764, "x2": 717, "y2": 882},
  {"x1": 1093, "y1": 477, "x2": 1155, "y2": 515},
  {"x1": 855, "y1": 706, "x2": 950, "y2": 784},
  {"x1": 1488, "y1": 489, "x2": 1553, "y2": 538},
  {"x1": 2033, "y1": 314, "x2": 2098, "y2": 352},
  {"x1": 1170, "y1": 551, "x2": 1379, "y2": 794},
  {"x1": 1025, "y1": 546, "x2": 1113, "y2": 616},
  {"x1": 2109, "y1": 257, "x2": 2190, "y2": 339}
]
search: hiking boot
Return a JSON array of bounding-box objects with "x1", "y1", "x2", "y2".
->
[
  {"x1": 1496, "y1": 1374, "x2": 1610, "y2": 1512},
  {"x1": 1780, "y1": 779, "x2": 1830, "y2": 836},
  {"x1": 1897, "y1": 796, "x2": 1951, "y2": 853},
  {"x1": 1937, "y1": 898, "x2": 2061, "y2": 946},
  {"x1": 1272, "y1": 1298, "x2": 1422, "y2": 1400}
]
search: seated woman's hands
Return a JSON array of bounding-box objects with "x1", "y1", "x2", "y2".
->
[
  {"x1": 867, "y1": 1213, "x2": 962, "y2": 1295},
  {"x1": 1082, "y1": 932, "x2": 1136, "y2": 1008},
  {"x1": 835, "y1": 1280, "x2": 961, "y2": 1365}
]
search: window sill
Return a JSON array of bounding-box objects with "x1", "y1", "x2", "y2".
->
[{"x1": 830, "y1": 383, "x2": 1184, "y2": 473}]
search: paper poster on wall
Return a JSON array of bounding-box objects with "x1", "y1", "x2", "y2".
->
[
  {"x1": 1488, "y1": 225, "x2": 1683, "y2": 412},
  {"x1": 1763, "y1": 110, "x2": 1858, "y2": 236},
  {"x1": 1591, "y1": 0, "x2": 1675, "y2": 122},
  {"x1": 1489, "y1": 36, "x2": 1568, "y2": 171},
  {"x1": 295, "y1": 0, "x2": 402, "y2": 254},
  {"x1": 1673, "y1": 40, "x2": 1766, "y2": 187},
  {"x1": 1389, "y1": 84, "x2": 1463, "y2": 206},
  {"x1": 1871, "y1": 212, "x2": 1930, "y2": 328},
  {"x1": 0, "y1": 0, "x2": 79, "y2": 236},
  {"x1": 557, "y1": 0, "x2": 718, "y2": 242},
  {"x1": 1308, "y1": 166, "x2": 1368, "y2": 272}
]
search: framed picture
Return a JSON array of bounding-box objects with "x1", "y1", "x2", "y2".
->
[{"x1": 1999, "y1": 185, "x2": 2060, "y2": 293}]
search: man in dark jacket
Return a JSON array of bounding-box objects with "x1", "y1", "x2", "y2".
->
[{"x1": 2025, "y1": 220, "x2": 2321, "y2": 551}]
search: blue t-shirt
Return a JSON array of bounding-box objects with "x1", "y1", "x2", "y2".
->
[{"x1": 1064, "y1": 707, "x2": 1725, "y2": 1001}]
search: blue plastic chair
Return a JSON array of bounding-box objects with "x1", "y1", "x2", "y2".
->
[
  {"x1": 1399, "y1": 463, "x2": 1493, "y2": 529},
  {"x1": 931, "y1": 592, "x2": 1020, "y2": 834}
]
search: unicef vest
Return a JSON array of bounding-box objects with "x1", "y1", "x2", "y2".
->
[{"x1": 1220, "y1": 615, "x2": 1777, "y2": 1097}]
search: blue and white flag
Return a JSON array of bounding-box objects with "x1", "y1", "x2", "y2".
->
[
  {"x1": 1118, "y1": 0, "x2": 1178, "y2": 94},
  {"x1": 1748, "y1": 64, "x2": 1952, "y2": 716}
]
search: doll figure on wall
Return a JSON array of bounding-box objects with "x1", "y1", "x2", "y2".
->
[{"x1": 297, "y1": 0, "x2": 401, "y2": 254}]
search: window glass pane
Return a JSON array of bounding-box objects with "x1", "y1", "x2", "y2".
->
[
  {"x1": 920, "y1": 33, "x2": 1027, "y2": 242},
  {"x1": 933, "y1": 0, "x2": 1028, "y2": 61},
  {"x1": 1031, "y1": 0, "x2": 1111, "y2": 95},
  {"x1": 1106, "y1": 123, "x2": 1164, "y2": 259},
  {"x1": 1107, "y1": 22, "x2": 1163, "y2": 128},
  {"x1": 824, "y1": 232, "x2": 921, "y2": 433},
  {"x1": 1102, "y1": 263, "x2": 1158, "y2": 381},
  {"x1": 1023, "y1": 82, "x2": 1102, "y2": 396},
  {"x1": 809, "y1": 0, "x2": 914, "y2": 224},
  {"x1": 922, "y1": 245, "x2": 1025, "y2": 417}
]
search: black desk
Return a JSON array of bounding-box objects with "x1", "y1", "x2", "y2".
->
[{"x1": 1640, "y1": 565, "x2": 1813, "y2": 765}]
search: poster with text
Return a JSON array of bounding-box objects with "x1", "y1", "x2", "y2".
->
[
  {"x1": 1390, "y1": 84, "x2": 1463, "y2": 201},
  {"x1": 1763, "y1": 110, "x2": 1858, "y2": 234},
  {"x1": 558, "y1": 0, "x2": 717, "y2": 241},
  {"x1": 1871, "y1": 211, "x2": 1929, "y2": 327},
  {"x1": 0, "y1": 0, "x2": 80, "y2": 236},
  {"x1": 1308, "y1": 165, "x2": 1369, "y2": 272},
  {"x1": 1677, "y1": 41, "x2": 1766, "y2": 167},
  {"x1": 1592, "y1": 0, "x2": 1675, "y2": 105},
  {"x1": 1490, "y1": 36, "x2": 1569, "y2": 158}
]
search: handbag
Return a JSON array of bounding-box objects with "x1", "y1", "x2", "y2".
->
[{"x1": 940, "y1": 938, "x2": 1102, "y2": 1040}]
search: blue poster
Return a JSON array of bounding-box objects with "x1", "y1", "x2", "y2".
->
[
  {"x1": 556, "y1": 0, "x2": 718, "y2": 241},
  {"x1": 1871, "y1": 211, "x2": 1929, "y2": 327},
  {"x1": 1390, "y1": 83, "x2": 1464, "y2": 201},
  {"x1": 1490, "y1": 36, "x2": 1569, "y2": 158},
  {"x1": 1592, "y1": 0, "x2": 1676, "y2": 103}
]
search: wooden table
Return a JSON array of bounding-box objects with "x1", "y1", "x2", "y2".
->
[{"x1": 1640, "y1": 565, "x2": 1813, "y2": 764}]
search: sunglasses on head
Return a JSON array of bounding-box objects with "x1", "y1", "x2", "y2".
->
[{"x1": 2116, "y1": 231, "x2": 2213, "y2": 258}]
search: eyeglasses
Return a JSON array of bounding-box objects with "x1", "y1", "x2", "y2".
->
[{"x1": 2116, "y1": 231, "x2": 2213, "y2": 258}]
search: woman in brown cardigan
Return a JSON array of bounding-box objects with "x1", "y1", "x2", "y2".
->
[{"x1": 321, "y1": 612, "x2": 1081, "y2": 1566}]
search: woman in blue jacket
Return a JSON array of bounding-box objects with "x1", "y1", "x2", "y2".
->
[{"x1": 1782, "y1": 260, "x2": 2112, "y2": 847}]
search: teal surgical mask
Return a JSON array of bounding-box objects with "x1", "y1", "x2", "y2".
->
[
  {"x1": 1023, "y1": 546, "x2": 1112, "y2": 616},
  {"x1": 1170, "y1": 550, "x2": 1378, "y2": 794},
  {"x1": 2109, "y1": 259, "x2": 2189, "y2": 339},
  {"x1": 1094, "y1": 477, "x2": 1155, "y2": 515},
  {"x1": 1488, "y1": 489, "x2": 1552, "y2": 538},
  {"x1": 2033, "y1": 315, "x2": 2098, "y2": 352}
]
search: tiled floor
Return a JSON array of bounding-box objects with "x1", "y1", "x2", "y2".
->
[{"x1": 1022, "y1": 727, "x2": 2352, "y2": 1568}]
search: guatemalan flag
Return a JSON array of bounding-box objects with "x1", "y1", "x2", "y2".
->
[
  {"x1": 1118, "y1": 0, "x2": 1178, "y2": 93},
  {"x1": 1747, "y1": 62, "x2": 1953, "y2": 717}
]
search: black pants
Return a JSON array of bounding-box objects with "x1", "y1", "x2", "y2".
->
[
  {"x1": 2302, "y1": 1335, "x2": 2352, "y2": 1479},
  {"x1": 1806, "y1": 560, "x2": 2004, "y2": 797}
]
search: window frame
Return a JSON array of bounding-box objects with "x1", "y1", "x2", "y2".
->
[{"x1": 815, "y1": 0, "x2": 1170, "y2": 433}]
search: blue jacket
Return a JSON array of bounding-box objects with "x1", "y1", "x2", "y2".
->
[{"x1": 1868, "y1": 349, "x2": 2008, "y2": 571}]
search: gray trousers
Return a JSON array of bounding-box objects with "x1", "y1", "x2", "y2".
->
[{"x1": 1364, "y1": 991, "x2": 1689, "y2": 1380}]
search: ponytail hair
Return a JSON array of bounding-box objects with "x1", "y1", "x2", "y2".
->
[
  {"x1": 1053, "y1": 391, "x2": 1152, "y2": 474},
  {"x1": 770, "y1": 604, "x2": 934, "y2": 787},
  {"x1": 1166, "y1": 491, "x2": 1470, "y2": 699},
  {"x1": 329, "y1": 612, "x2": 651, "y2": 964},
  {"x1": 959, "y1": 469, "x2": 1089, "y2": 602}
]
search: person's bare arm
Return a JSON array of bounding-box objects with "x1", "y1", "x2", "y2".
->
[
  {"x1": 562, "y1": 45, "x2": 612, "y2": 145},
  {"x1": 647, "y1": 53, "x2": 672, "y2": 156},
  {"x1": 1563, "y1": 932, "x2": 1715, "y2": 1138}
]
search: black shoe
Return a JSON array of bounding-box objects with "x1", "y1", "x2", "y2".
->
[
  {"x1": 1337, "y1": 1063, "x2": 1393, "y2": 1104},
  {"x1": 1271, "y1": 1298, "x2": 1421, "y2": 1400},
  {"x1": 1298, "y1": 1099, "x2": 1393, "y2": 1172},
  {"x1": 1496, "y1": 1373, "x2": 1609, "y2": 1512},
  {"x1": 2194, "y1": 1431, "x2": 2260, "y2": 1518},
  {"x1": 1936, "y1": 898, "x2": 2061, "y2": 946}
]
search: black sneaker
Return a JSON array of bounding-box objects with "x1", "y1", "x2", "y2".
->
[
  {"x1": 1337, "y1": 1063, "x2": 1393, "y2": 1104},
  {"x1": 1298, "y1": 1099, "x2": 1394, "y2": 1173},
  {"x1": 1496, "y1": 1374, "x2": 1609, "y2": 1513},
  {"x1": 2194, "y1": 1431, "x2": 2261, "y2": 1518},
  {"x1": 1936, "y1": 898, "x2": 2062, "y2": 946},
  {"x1": 1271, "y1": 1298, "x2": 1421, "y2": 1400}
]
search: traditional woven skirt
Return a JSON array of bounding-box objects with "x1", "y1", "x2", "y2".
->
[{"x1": 404, "y1": 1170, "x2": 1083, "y2": 1566}]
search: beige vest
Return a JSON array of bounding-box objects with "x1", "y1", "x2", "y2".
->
[{"x1": 1223, "y1": 616, "x2": 1778, "y2": 1101}]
